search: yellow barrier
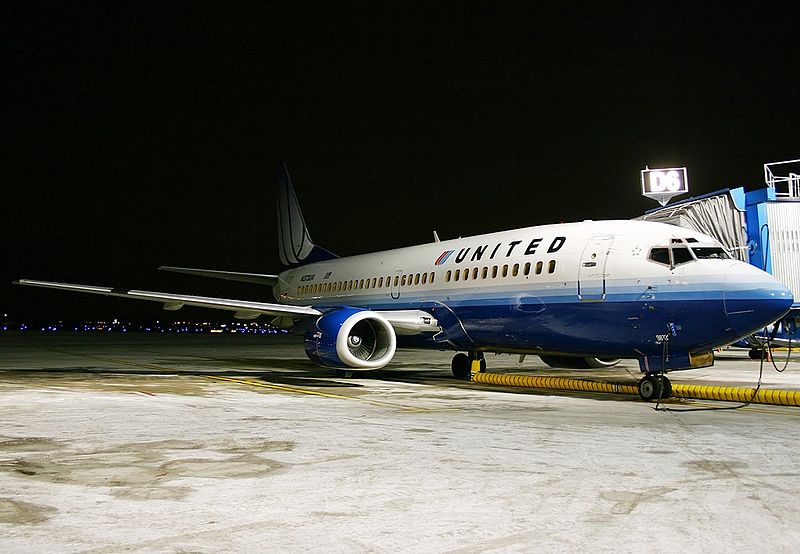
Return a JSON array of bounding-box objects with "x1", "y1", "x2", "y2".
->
[
  {"x1": 472, "y1": 371, "x2": 638, "y2": 395},
  {"x1": 472, "y1": 372, "x2": 800, "y2": 407},
  {"x1": 671, "y1": 384, "x2": 800, "y2": 406}
]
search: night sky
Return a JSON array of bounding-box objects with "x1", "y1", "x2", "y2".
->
[{"x1": 4, "y1": 2, "x2": 798, "y2": 320}]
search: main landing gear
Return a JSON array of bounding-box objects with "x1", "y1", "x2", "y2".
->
[
  {"x1": 451, "y1": 351, "x2": 486, "y2": 380},
  {"x1": 638, "y1": 374, "x2": 672, "y2": 402}
]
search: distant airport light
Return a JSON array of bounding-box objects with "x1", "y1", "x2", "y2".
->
[{"x1": 641, "y1": 166, "x2": 689, "y2": 206}]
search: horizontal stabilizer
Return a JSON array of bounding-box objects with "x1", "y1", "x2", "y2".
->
[
  {"x1": 158, "y1": 266, "x2": 279, "y2": 287},
  {"x1": 15, "y1": 279, "x2": 320, "y2": 318}
]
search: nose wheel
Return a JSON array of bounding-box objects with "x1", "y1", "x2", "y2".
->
[
  {"x1": 638, "y1": 374, "x2": 672, "y2": 402},
  {"x1": 451, "y1": 352, "x2": 486, "y2": 380}
]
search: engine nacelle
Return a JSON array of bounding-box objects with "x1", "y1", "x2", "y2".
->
[{"x1": 304, "y1": 308, "x2": 397, "y2": 369}]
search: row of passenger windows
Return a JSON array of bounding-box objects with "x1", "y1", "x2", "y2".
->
[
  {"x1": 444, "y1": 260, "x2": 556, "y2": 282},
  {"x1": 296, "y1": 260, "x2": 558, "y2": 296},
  {"x1": 297, "y1": 272, "x2": 436, "y2": 296}
]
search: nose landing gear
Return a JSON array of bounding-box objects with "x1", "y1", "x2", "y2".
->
[
  {"x1": 451, "y1": 351, "x2": 486, "y2": 380},
  {"x1": 638, "y1": 374, "x2": 672, "y2": 402}
]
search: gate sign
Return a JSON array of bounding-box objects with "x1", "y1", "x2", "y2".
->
[{"x1": 641, "y1": 167, "x2": 689, "y2": 206}]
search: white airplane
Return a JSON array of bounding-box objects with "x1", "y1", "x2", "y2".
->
[{"x1": 17, "y1": 165, "x2": 794, "y2": 400}]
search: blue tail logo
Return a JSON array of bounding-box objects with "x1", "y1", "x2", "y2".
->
[{"x1": 276, "y1": 164, "x2": 339, "y2": 267}]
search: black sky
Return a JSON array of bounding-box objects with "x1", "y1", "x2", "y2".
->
[{"x1": 4, "y1": 2, "x2": 799, "y2": 319}]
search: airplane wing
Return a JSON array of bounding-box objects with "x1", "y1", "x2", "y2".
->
[
  {"x1": 14, "y1": 279, "x2": 320, "y2": 320},
  {"x1": 158, "y1": 266, "x2": 280, "y2": 286}
]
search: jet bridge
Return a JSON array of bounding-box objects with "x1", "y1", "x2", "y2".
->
[{"x1": 636, "y1": 159, "x2": 800, "y2": 345}]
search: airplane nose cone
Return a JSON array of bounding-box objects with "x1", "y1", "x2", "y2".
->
[{"x1": 723, "y1": 263, "x2": 794, "y2": 337}]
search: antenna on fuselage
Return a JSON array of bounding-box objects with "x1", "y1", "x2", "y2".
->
[{"x1": 433, "y1": 231, "x2": 441, "y2": 243}]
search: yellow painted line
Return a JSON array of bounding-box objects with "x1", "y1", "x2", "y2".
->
[
  {"x1": 203, "y1": 375, "x2": 437, "y2": 412},
  {"x1": 46, "y1": 349, "x2": 439, "y2": 412}
]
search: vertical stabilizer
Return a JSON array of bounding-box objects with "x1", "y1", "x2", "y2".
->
[{"x1": 276, "y1": 164, "x2": 338, "y2": 266}]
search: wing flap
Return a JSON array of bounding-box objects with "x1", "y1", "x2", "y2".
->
[{"x1": 15, "y1": 279, "x2": 320, "y2": 318}]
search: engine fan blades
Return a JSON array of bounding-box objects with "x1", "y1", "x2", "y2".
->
[{"x1": 348, "y1": 320, "x2": 377, "y2": 360}]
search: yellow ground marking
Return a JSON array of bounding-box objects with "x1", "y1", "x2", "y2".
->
[{"x1": 44, "y1": 349, "x2": 446, "y2": 412}]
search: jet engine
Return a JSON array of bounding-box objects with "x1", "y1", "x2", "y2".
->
[
  {"x1": 539, "y1": 355, "x2": 620, "y2": 369},
  {"x1": 304, "y1": 308, "x2": 397, "y2": 369}
]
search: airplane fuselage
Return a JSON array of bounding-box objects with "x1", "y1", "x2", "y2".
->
[{"x1": 276, "y1": 219, "x2": 793, "y2": 370}]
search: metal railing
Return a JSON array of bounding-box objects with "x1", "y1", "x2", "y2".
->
[{"x1": 764, "y1": 159, "x2": 800, "y2": 198}]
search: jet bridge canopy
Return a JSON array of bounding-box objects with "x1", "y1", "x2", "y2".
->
[{"x1": 636, "y1": 189, "x2": 749, "y2": 262}]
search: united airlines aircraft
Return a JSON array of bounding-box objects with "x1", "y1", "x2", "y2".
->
[{"x1": 17, "y1": 165, "x2": 794, "y2": 400}]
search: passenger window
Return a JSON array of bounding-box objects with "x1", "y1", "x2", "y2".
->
[
  {"x1": 445, "y1": 270, "x2": 451, "y2": 282},
  {"x1": 524, "y1": 262, "x2": 531, "y2": 276},
  {"x1": 536, "y1": 261, "x2": 543, "y2": 275},
  {"x1": 481, "y1": 267, "x2": 488, "y2": 279},
  {"x1": 378, "y1": 277, "x2": 383, "y2": 288},
  {"x1": 365, "y1": 279, "x2": 370, "y2": 289},
  {"x1": 472, "y1": 267, "x2": 478, "y2": 280},
  {"x1": 649, "y1": 248, "x2": 670, "y2": 266},
  {"x1": 422, "y1": 273, "x2": 427, "y2": 285},
  {"x1": 672, "y1": 247, "x2": 693, "y2": 265},
  {"x1": 414, "y1": 273, "x2": 420, "y2": 285},
  {"x1": 401, "y1": 275, "x2": 407, "y2": 286},
  {"x1": 464, "y1": 268, "x2": 470, "y2": 281},
  {"x1": 502, "y1": 265, "x2": 509, "y2": 277},
  {"x1": 455, "y1": 269, "x2": 461, "y2": 281},
  {"x1": 512, "y1": 263, "x2": 519, "y2": 277},
  {"x1": 548, "y1": 260, "x2": 556, "y2": 273},
  {"x1": 430, "y1": 272, "x2": 435, "y2": 283},
  {"x1": 360, "y1": 279, "x2": 365, "y2": 289},
  {"x1": 393, "y1": 276, "x2": 399, "y2": 287},
  {"x1": 492, "y1": 266, "x2": 498, "y2": 278}
]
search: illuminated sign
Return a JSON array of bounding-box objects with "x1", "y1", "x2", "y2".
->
[{"x1": 641, "y1": 167, "x2": 688, "y2": 206}]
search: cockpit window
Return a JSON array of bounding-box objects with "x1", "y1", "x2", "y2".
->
[
  {"x1": 691, "y1": 247, "x2": 729, "y2": 259},
  {"x1": 649, "y1": 245, "x2": 697, "y2": 267},
  {"x1": 672, "y1": 246, "x2": 693, "y2": 265},
  {"x1": 649, "y1": 248, "x2": 670, "y2": 265}
]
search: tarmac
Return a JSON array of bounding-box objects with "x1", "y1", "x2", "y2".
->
[{"x1": 1, "y1": 332, "x2": 800, "y2": 552}]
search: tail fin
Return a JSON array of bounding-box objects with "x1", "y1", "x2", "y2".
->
[{"x1": 276, "y1": 164, "x2": 339, "y2": 266}]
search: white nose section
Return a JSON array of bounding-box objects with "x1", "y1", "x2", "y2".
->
[
  {"x1": 723, "y1": 262, "x2": 751, "y2": 315},
  {"x1": 723, "y1": 262, "x2": 794, "y2": 335}
]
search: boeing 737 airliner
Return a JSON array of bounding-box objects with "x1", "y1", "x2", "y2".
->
[{"x1": 17, "y1": 165, "x2": 794, "y2": 400}]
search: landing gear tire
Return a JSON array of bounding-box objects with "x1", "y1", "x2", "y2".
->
[
  {"x1": 638, "y1": 374, "x2": 672, "y2": 402},
  {"x1": 336, "y1": 369, "x2": 355, "y2": 378},
  {"x1": 662, "y1": 377, "x2": 672, "y2": 398},
  {"x1": 451, "y1": 353, "x2": 470, "y2": 380}
]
